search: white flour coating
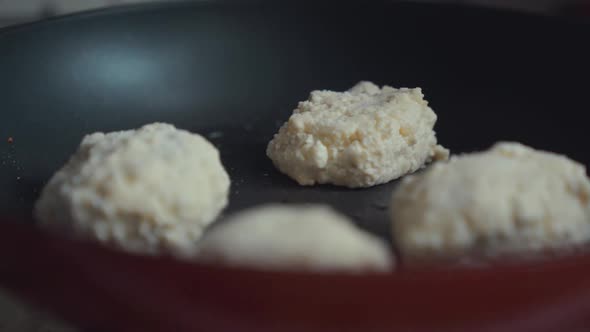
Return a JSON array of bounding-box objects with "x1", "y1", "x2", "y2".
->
[
  {"x1": 391, "y1": 142, "x2": 590, "y2": 263},
  {"x1": 267, "y1": 81, "x2": 448, "y2": 188},
  {"x1": 34, "y1": 123, "x2": 230, "y2": 258},
  {"x1": 197, "y1": 204, "x2": 393, "y2": 272}
]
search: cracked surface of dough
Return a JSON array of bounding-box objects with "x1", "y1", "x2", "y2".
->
[
  {"x1": 267, "y1": 81, "x2": 448, "y2": 188},
  {"x1": 391, "y1": 142, "x2": 590, "y2": 262},
  {"x1": 198, "y1": 204, "x2": 393, "y2": 272},
  {"x1": 34, "y1": 123, "x2": 230, "y2": 257}
]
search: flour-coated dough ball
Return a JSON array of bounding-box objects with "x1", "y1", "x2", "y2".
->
[
  {"x1": 267, "y1": 81, "x2": 448, "y2": 188},
  {"x1": 34, "y1": 123, "x2": 230, "y2": 257},
  {"x1": 198, "y1": 204, "x2": 393, "y2": 272},
  {"x1": 391, "y1": 142, "x2": 590, "y2": 263}
]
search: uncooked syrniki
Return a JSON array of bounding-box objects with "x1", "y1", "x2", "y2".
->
[
  {"x1": 391, "y1": 142, "x2": 590, "y2": 263},
  {"x1": 267, "y1": 81, "x2": 448, "y2": 188},
  {"x1": 197, "y1": 204, "x2": 393, "y2": 272},
  {"x1": 34, "y1": 123, "x2": 230, "y2": 258}
]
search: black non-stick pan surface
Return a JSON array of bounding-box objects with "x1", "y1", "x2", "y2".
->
[{"x1": 0, "y1": 2, "x2": 589, "y2": 243}]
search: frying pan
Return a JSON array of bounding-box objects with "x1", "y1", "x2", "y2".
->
[{"x1": 0, "y1": 2, "x2": 589, "y2": 331}]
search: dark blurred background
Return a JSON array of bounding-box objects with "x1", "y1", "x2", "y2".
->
[{"x1": 1, "y1": 0, "x2": 589, "y2": 28}]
